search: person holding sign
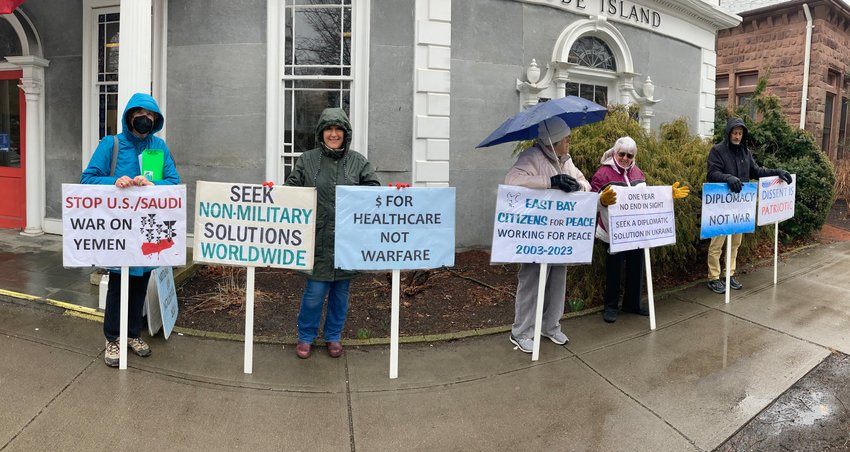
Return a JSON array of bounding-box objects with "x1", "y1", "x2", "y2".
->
[
  {"x1": 285, "y1": 108, "x2": 380, "y2": 359},
  {"x1": 504, "y1": 116, "x2": 590, "y2": 353},
  {"x1": 705, "y1": 118, "x2": 792, "y2": 294},
  {"x1": 591, "y1": 137, "x2": 689, "y2": 323},
  {"x1": 80, "y1": 93, "x2": 180, "y2": 367}
]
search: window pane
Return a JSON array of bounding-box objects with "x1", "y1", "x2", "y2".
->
[
  {"x1": 594, "y1": 86, "x2": 608, "y2": 106},
  {"x1": 283, "y1": 79, "x2": 351, "y2": 155},
  {"x1": 98, "y1": 84, "x2": 119, "y2": 139},
  {"x1": 823, "y1": 92, "x2": 834, "y2": 152},
  {"x1": 568, "y1": 36, "x2": 616, "y2": 71},
  {"x1": 716, "y1": 75, "x2": 729, "y2": 90},
  {"x1": 98, "y1": 14, "x2": 119, "y2": 79},
  {"x1": 827, "y1": 70, "x2": 840, "y2": 88},
  {"x1": 284, "y1": 9, "x2": 293, "y2": 68},
  {"x1": 565, "y1": 82, "x2": 579, "y2": 97},
  {"x1": 579, "y1": 84, "x2": 595, "y2": 102},
  {"x1": 737, "y1": 94, "x2": 756, "y2": 118},
  {"x1": 291, "y1": 66, "x2": 345, "y2": 77},
  {"x1": 292, "y1": 7, "x2": 347, "y2": 66},
  {"x1": 838, "y1": 98, "x2": 848, "y2": 160},
  {"x1": 737, "y1": 72, "x2": 758, "y2": 87},
  {"x1": 0, "y1": 80, "x2": 21, "y2": 168}
]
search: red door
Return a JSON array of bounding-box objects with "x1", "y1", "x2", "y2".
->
[{"x1": 0, "y1": 70, "x2": 24, "y2": 229}]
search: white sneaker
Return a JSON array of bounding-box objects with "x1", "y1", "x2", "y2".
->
[
  {"x1": 542, "y1": 331, "x2": 569, "y2": 345},
  {"x1": 509, "y1": 334, "x2": 533, "y2": 353}
]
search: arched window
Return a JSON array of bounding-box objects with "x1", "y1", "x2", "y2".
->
[
  {"x1": 518, "y1": 17, "x2": 658, "y2": 130},
  {"x1": 564, "y1": 36, "x2": 616, "y2": 105},
  {"x1": 568, "y1": 36, "x2": 616, "y2": 71}
]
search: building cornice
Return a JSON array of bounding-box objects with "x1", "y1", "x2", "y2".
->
[
  {"x1": 736, "y1": 0, "x2": 850, "y2": 21},
  {"x1": 514, "y1": 0, "x2": 740, "y2": 31},
  {"x1": 649, "y1": 0, "x2": 741, "y2": 29}
]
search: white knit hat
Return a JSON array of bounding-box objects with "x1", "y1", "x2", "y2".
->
[{"x1": 537, "y1": 117, "x2": 571, "y2": 146}]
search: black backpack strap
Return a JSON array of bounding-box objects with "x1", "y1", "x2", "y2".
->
[{"x1": 110, "y1": 135, "x2": 118, "y2": 176}]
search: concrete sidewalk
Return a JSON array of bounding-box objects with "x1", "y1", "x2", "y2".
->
[{"x1": 1, "y1": 229, "x2": 849, "y2": 450}]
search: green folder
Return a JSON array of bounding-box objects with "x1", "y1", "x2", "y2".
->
[{"x1": 141, "y1": 149, "x2": 165, "y2": 181}]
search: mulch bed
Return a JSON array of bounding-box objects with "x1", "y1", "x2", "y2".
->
[{"x1": 176, "y1": 250, "x2": 519, "y2": 340}]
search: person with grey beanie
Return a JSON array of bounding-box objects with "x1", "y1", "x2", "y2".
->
[{"x1": 503, "y1": 116, "x2": 590, "y2": 353}]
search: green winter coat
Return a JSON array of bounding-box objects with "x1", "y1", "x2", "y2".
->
[{"x1": 285, "y1": 108, "x2": 381, "y2": 281}]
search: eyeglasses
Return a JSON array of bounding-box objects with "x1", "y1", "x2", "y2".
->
[{"x1": 616, "y1": 152, "x2": 635, "y2": 159}]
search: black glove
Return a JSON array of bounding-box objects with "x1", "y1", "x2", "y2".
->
[
  {"x1": 550, "y1": 174, "x2": 579, "y2": 193},
  {"x1": 725, "y1": 175, "x2": 743, "y2": 193},
  {"x1": 776, "y1": 170, "x2": 792, "y2": 184}
]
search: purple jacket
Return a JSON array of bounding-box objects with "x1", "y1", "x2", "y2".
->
[{"x1": 590, "y1": 160, "x2": 646, "y2": 243}]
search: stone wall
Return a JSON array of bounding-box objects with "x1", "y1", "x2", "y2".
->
[
  {"x1": 716, "y1": 0, "x2": 850, "y2": 158},
  {"x1": 716, "y1": 6, "x2": 808, "y2": 122}
]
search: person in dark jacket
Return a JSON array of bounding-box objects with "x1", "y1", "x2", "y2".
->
[
  {"x1": 285, "y1": 108, "x2": 380, "y2": 359},
  {"x1": 81, "y1": 93, "x2": 180, "y2": 367},
  {"x1": 591, "y1": 137, "x2": 689, "y2": 323},
  {"x1": 705, "y1": 118, "x2": 791, "y2": 294}
]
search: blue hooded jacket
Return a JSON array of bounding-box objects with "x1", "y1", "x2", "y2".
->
[{"x1": 80, "y1": 93, "x2": 180, "y2": 275}]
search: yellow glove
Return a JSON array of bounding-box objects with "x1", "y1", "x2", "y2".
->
[
  {"x1": 599, "y1": 185, "x2": 617, "y2": 206},
  {"x1": 672, "y1": 181, "x2": 690, "y2": 199}
]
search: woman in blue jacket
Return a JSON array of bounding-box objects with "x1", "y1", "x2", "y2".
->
[{"x1": 81, "y1": 93, "x2": 180, "y2": 367}]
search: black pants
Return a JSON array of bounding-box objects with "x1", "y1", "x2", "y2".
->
[
  {"x1": 604, "y1": 248, "x2": 644, "y2": 313},
  {"x1": 103, "y1": 271, "x2": 151, "y2": 342}
]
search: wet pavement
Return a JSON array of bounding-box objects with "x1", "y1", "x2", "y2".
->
[
  {"x1": 718, "y1": 352, "x2": 850, "y2": 451},
  {"x1": 1, "y1": 229, "x2": 850, "y2": 450}
]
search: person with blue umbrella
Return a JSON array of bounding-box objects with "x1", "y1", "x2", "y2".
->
[{"x1": 504, "y1": 116, "x2": 590, "y2": 353}]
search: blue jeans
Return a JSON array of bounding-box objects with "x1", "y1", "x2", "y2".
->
[{"x1": 297, "y1": 279, "x2": 351, "y2": 343}]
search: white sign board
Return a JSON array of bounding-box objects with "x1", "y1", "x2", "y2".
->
[
  {"x1": 757, "y1": 175, "x2": 796, "y2": 225},
  {"x1": 700, "y1": 182, "x2": 758, "y2": 239},
  {"x1": 335, "y1": 186, "x2": 455, "y2": 270},
  {"x1": 491, "y1": 185, "x2": 598, "y2": 264},
  {"x1": 607, "y1": 185, "x2": 676, "y2": 253},
  {"x1": 193, "y1": 181, "x2": 317, "y2": 269},
  {"x1": 145, "y1": 267, "x2": 178, "y2": 339},
  {"x1": 62, "y1": 184, "x2": 187, "y2": 267}
]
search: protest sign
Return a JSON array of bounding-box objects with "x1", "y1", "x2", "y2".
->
[
  {"x1": 607, "y1": 185, "x2": 676, "y2": 253},
  {"x1": 145, "y1": 267, "x2": 178, "y2": 339},
  {"x1": 62, "y1": 184, "x2": 186, "y2": 267},
  {"x1": 335, "y1": 186, "x2": 455, "y2": 270},
  {"x1": 757, "y1": 175, "x2": 796, "y2": 226},
  {"x1": 700, "y1": 182, "x2": 758, "y2": 239},
  {"x1": 193, "y1": 181, "x2": 316, "y2": 269},
  {"x1": 491, "y1": 185, "x2": 597, "y2": 264}
]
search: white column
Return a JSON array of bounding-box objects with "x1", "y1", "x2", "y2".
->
[
  {"x1": 7, "y1": 56, "x2": 49, "y2": 236},
  {"x1": 412, "y1": 0, "x2": 451, "y2": 187},
  {"x1": 117, "y1": 0, "x2": 153, "y2": 125}
]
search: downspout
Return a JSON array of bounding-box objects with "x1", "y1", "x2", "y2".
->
[{"x1": 800, "y1": 3, "x2": 813, "y2": 129}]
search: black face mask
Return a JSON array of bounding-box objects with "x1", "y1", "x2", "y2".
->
[{"x1": 132, "y1": 116, "x2": 154, "y2": 134}]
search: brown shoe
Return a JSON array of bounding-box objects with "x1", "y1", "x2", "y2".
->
[
  {"x1": 327, "y1": 341, "x2": 343, "y2": 358},
  {"x1": 296, "y1": 341, "x2": 311, "y2": 359}
]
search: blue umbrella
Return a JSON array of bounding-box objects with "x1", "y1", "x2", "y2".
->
[{"x1": 476, "y1": 95, "x2": 608, "y2": 148}]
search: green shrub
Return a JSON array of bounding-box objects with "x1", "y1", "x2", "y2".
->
[{"x1": 561, "y1": 106, "x2": 713, "y2": 306}]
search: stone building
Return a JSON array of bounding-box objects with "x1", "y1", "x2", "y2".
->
[
  {"x1": 0, "y1": 0, "x2": 738, "y2": 248},
  {"x1": 716, "y1": 0, "x2": 850, "y2": 159}
]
